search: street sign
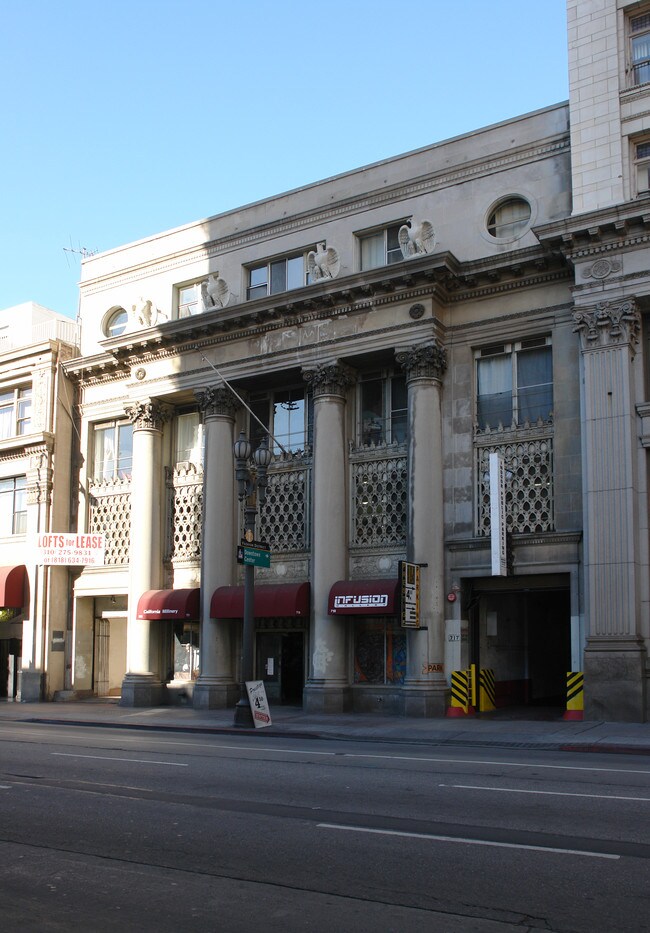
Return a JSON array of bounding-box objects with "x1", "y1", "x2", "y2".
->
[
  {"x1": 240, "y1": 538, "x2": 269, "y2": 551},
  {"x1": 237, "y1": 545, "x2": 271, "y2": 568}
]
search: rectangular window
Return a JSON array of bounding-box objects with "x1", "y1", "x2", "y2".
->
[
  {"x1": 359, "y1": 372, "x2": 407, "y2": 446},
  {"x1": 0, "y1": 476, "x2": 26, "y2": 536},
  {"x1": 0, "y1": 386, "x2": 32, "y2": 439},
  {"x1": 247, "y1": 254, "x2": 308, "y2": 300},
  {"x1": 354, "y1": 620, "x2": 406, "y2": 685},
  {"x1": 476, "y1": 339, "x2": 553, "y2": 431},
  {"x1": 175, "y1": 412, "x2": 203, "y2": 464},
  {"x1": 93, "y1": 421, "x2": 133, "y2": 480},
  {"x1": 635, "y1": 140, "x2": 650, "y2": 195},
  {"x1": 630, "y1": 13, "x2": 650, "y2": 86},
  {"x1": 249, "y1": 388, "x2": 311, "y2": 454},
  {"x1": 359, "y1": 224, "x2": 403, "y2": 271},
  {"x1": 178, "y1": 284, "x2": 200, "y2": 319}
]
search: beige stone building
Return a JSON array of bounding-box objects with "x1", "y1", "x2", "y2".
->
[
  {"x1": 0, "y1": 303, "x2": 79, "y2": 700},
  {"x1": 60, "y1": 0, "x2": 650, "y2": 721}
]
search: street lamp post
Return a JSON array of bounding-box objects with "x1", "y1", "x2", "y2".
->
[{"x1": 233, "y1": 432, "x2": 272, "y2": 727}]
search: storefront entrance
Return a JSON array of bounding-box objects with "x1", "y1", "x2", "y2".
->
[
  {"x1": 470, "y1": 577, "x2": 572, "y2": 709},
  {"x1": 256, "y1": 631, "x2": 304, "y2": 705}
]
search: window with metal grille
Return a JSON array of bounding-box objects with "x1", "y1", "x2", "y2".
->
[
  {"x1": 476, "y1": 338, "x2": 553, "y2": 431},
  {"x1": 630, "y1": 13, "x2": 650, "y2": 86}
]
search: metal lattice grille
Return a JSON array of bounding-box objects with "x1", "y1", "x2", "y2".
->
[
  {"x1": 168, "y1": 465, "x2": 203, "y2": 562},
  {"x1": 476, "y1": 436, "x2": 554, "y2": 536},
  {"x1": 351, "y1": 453, "x2": 407, "y2": 547},
  {"x1": 258, "y1": 462, "x2": 310, "y2": 552},
  {"x1": 88, "y1": 479, "x2": 132, "y2": 565}
]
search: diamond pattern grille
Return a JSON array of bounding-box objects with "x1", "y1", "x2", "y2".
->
[
  {"x1": 476, "y1": 436, "x2": 554, "y2": 536},
  {"x1": 351, "y1": 453, "x2": 407, "y2": 547},
  {"x1": 257, "y1": 463, "x2": 309, "y2": 552},
  {"x1": 88, "y1": 478, "x2": 132, "y2": 565},
  {"x1": 168, "y1": 465, "x2": 203, "y2": 562}
]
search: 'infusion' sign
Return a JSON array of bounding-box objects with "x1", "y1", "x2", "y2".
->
[{"x1": 333, "y1": 594, "x2": 389, "y2": 610}]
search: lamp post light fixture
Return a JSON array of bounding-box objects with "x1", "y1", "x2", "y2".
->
[{"x1": 233, "y1": 432, "x2": 272, "y2": 727}]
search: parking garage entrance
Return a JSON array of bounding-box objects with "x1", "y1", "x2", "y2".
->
[{"x1": 468, "y1": 574, "x2": 571, "y2": 710}]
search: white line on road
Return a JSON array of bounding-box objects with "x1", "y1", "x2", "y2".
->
[
  {"x1": 338, "y1": 752, "x2": 650, "y2": 776},
  {"x1": 51, "y1": 753, "x2": 188, "y2": 767},
  {"x1": 441, "y1": 783, "x2": 650, "y2": 802},
  {"x1": 318, "y1": 823, "x2": 620, "y2": 859}
]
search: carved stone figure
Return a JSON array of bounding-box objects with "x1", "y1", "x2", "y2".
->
[
  {"x1": 201, "y1": 273, "x2": 231, "y2": 310},
  {"x1": 307, "y1": 242, "x2": 340, "y2": 281},
  {"x1": 130, "y1": 298, "x2": 166, "y2": 329},
  {"x1": 398, "y1": 220, "x2": 436, "y2": 259}
]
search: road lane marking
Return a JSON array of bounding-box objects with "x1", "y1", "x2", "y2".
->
[
  {"x1": 336, "y1": 752, "x2": 650, "y2": 776},
  {"x1": 318, "y1": 823, "x2": 620, "y2": 859},
  {"x1": 51, "y1": 753, "x2": 187, "y2": 767},
  {"x1": 441, "y1": 783, "x2": 650, "y2": 802}
]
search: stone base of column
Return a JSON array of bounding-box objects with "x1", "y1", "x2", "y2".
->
[
  {"x1": 18, "y1": 670, "x2": 44, "y2": 702},
  {"x1": 120, "y1": 674, "x2": 165, "y2": 708},
  {"x1": 193, "y1": 679, "x2": 239, "y2": 710},
  {"x1": 401, "y1": 684, "x2": 447, "y2": 718},
  {"x1": 303, "y1": 683, "x2": 352, "y2": 713},
  {"x1": 583, "y1": 638, "x2": 647, "y2": 722}
]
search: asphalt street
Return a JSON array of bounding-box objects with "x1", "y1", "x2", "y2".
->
[{"x1": 1, "y1": 720, "x2": 649, "y2": 932}]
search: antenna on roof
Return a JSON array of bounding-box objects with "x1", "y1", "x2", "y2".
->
[{"x1": 63, "y1": 240, "x2": 98, "y2": 268}]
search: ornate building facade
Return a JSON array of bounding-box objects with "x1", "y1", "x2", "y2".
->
[{"x1": 60, "y1": 1, "x2": 650, "y2": 720}]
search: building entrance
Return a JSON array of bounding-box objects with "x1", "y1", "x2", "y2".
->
[
  {"x1": 470, "y1": 578, "x2": 571, "y2": 709},
  {"x1": 256, "y1": 631, "x2": 304, "y2": 705}
]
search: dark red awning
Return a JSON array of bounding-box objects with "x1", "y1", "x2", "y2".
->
[
  {"x1": 328, "y1": 579, "x2": 399, "y2": 615},
  {"x1": 210, "y1": 582, "x2": 310, "y2": 619},
  {"x1": 0, "y1": 565, "x2": 27, "y2": 610},
  {"x1": 136, "y1": 588, "x2": 200, "y2": 621}
]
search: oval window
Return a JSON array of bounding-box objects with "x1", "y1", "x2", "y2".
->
[
  {"x1": 105, "y1": 308, "x2": 128, "y2": 338},
  {"x1": 486, "y1": 198, "x2": 531, "y2": 239}
]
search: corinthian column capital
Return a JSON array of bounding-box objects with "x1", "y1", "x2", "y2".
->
[
  {"x1": 302, "y1": 361, "x2": 356, "y2": 399},
  {"x1": 195, "y1": 385, "x2": 239, "y2": 421},
  {"x1": 124, "y1": 398, "x2": 171, "y2": 432},
  {"x1": 395, "y1": 342, "x2": 447, "y2": 383},
  {"x1": 573, "y1": 299, "x2": 641, "y2": 352}
]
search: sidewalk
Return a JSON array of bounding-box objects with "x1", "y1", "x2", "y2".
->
[{"x1": 2, "y1": 698, "x2": 650, "y2": 755}]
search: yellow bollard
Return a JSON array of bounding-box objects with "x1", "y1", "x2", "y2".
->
[
  {"x1": 479, "y1": 668, "x2": 496, "y2": 712},
  {"x1": 447, "y1": 668, "x2": 476, "y2": 717},
  {"x1": 563, "y1": 671, "x2": 584, "y2": 721}
]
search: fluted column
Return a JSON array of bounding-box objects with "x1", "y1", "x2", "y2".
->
[
  {"x1": 573, "y1": 299, "x2": 647, "y2": 720},
  {"x1": 193, "y1": 386, "x2": 240, "y2": 709},
  {"x1": 396, "y1": 342, "x2": 447, "y2": 717},
  {"x1": 121, "y1": 399, "x2": 170, "y2": 707},
  {"x1": 302, "y1": 361, "x2": 355, "y2": 713}
]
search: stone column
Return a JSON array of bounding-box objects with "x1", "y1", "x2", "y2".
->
[
  {"x1": 193, "y1": 386, "x2": 240, "y2": 709},
  {"x1": 121, "y1": 399, "x2": 170, "y2": 707},
  {"x1": 573, "y1": 300, "x2": 647, "y2": 721},
  {"x1": 302, "y1": 361, "x2": 355, "y2": 713},
  {"x1": 396, "y1": 342, "x2": 447, "y2": 717}
]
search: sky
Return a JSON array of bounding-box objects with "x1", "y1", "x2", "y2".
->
[{"x1": 0, "y1": 0, "x2": 569, "y2": 320}]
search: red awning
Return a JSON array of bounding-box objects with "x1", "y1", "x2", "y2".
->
[
  {"x1": 136, "y1": 588, "x2": 200, "y2": 621},
  {"x1": 210, "y1": 582, "x2": 310, "y2": 619},
  {"x1": 0, "y1": 565, "x2": 26, "y2": 610},
  {"x1": 328, "y1": 579, "x2": 399, "y2": 615}
]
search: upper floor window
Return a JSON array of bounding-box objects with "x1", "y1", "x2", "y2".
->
[
  {"x1": 0, "y1": 387, "x2": 31, "y2": 438},
  {"x1": 359, "y1": 224, "x2": 403, "y2": 271},
  {"x1": 93, "y1": 420, "x2": 133, "y2": 480},
  {"x1": 635, "y1": 139, "x2": 650, "y2": 196},
  {"x1": 247, "y1": 253, "x2": 309, "y2": 301},
  {"x1": 175, "y1": 412, "x2": 203, "y2": 464},
  {"x1": 358, "y1": 372, "x2": 407, "y2": 446},
  {"x1": 476, "y1": 338, "x2": 553, "y2": 431},
  {"x1": 105, "y1": 308, "x2": 129, "y2": 338},
  {"x1": 178, "y1": 284, "x2": 200, "y2": 319},
  {"x1": 0, "y1": 476, "x2": 26, "y2": 536},
  {"x1": 630, "y1": 13, "x2": 650, "y2": 86},
  {"x1": 249, "y1": 387, "x2": 311, "y2": 454},
  {"x1": 486, "y1": 198, "x2": 531, "y2": 239}
]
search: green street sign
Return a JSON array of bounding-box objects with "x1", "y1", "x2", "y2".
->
[{"x1": 237, "y1": 545, "x2": 271, "y2": 568}]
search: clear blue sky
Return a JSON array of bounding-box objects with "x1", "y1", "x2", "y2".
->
[{"x1": 0, "y1": 0, "x2": 569, "y2": 319}]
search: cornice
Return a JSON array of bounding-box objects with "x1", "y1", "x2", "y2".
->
[
  {"x1": 66, "y1": 247, "x2": 570, "y2": 382},
  {"x1": 81, "y1": 136, "x2": 570, "y2": 296},
  {"x1": 535, "y1": 200, "x2": 650, "y2": 255}
]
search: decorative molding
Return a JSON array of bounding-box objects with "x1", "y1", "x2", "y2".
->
[
  {"x1": 409, "y1": 303, "x2": 425, "y2": 319},
  {"x1": 582, "y1": 258, "x2": 622, "y2": 280},
  {"x1": 396, "y1": 342, "x2": 447, "y2": 382},
  {"x1": 123, "y1": 399, "x2": 172, "y2": 432},
  {"x1": 302, "y1": 361, "x2": 356, "y2": 398},
  {"x1": 195, "y1": 385, "x2": 239, "y2": 420},
  {"x1": 572, "y1": 299, "x2": 641, "y2": 351}
]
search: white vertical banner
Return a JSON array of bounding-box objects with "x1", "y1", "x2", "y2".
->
[
  {"x1": 245, "y1": 680, "x2": 272, "y2": 728},
  {"x1": 489, "y1": 452, "x2": 508, "y2": 576}
]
